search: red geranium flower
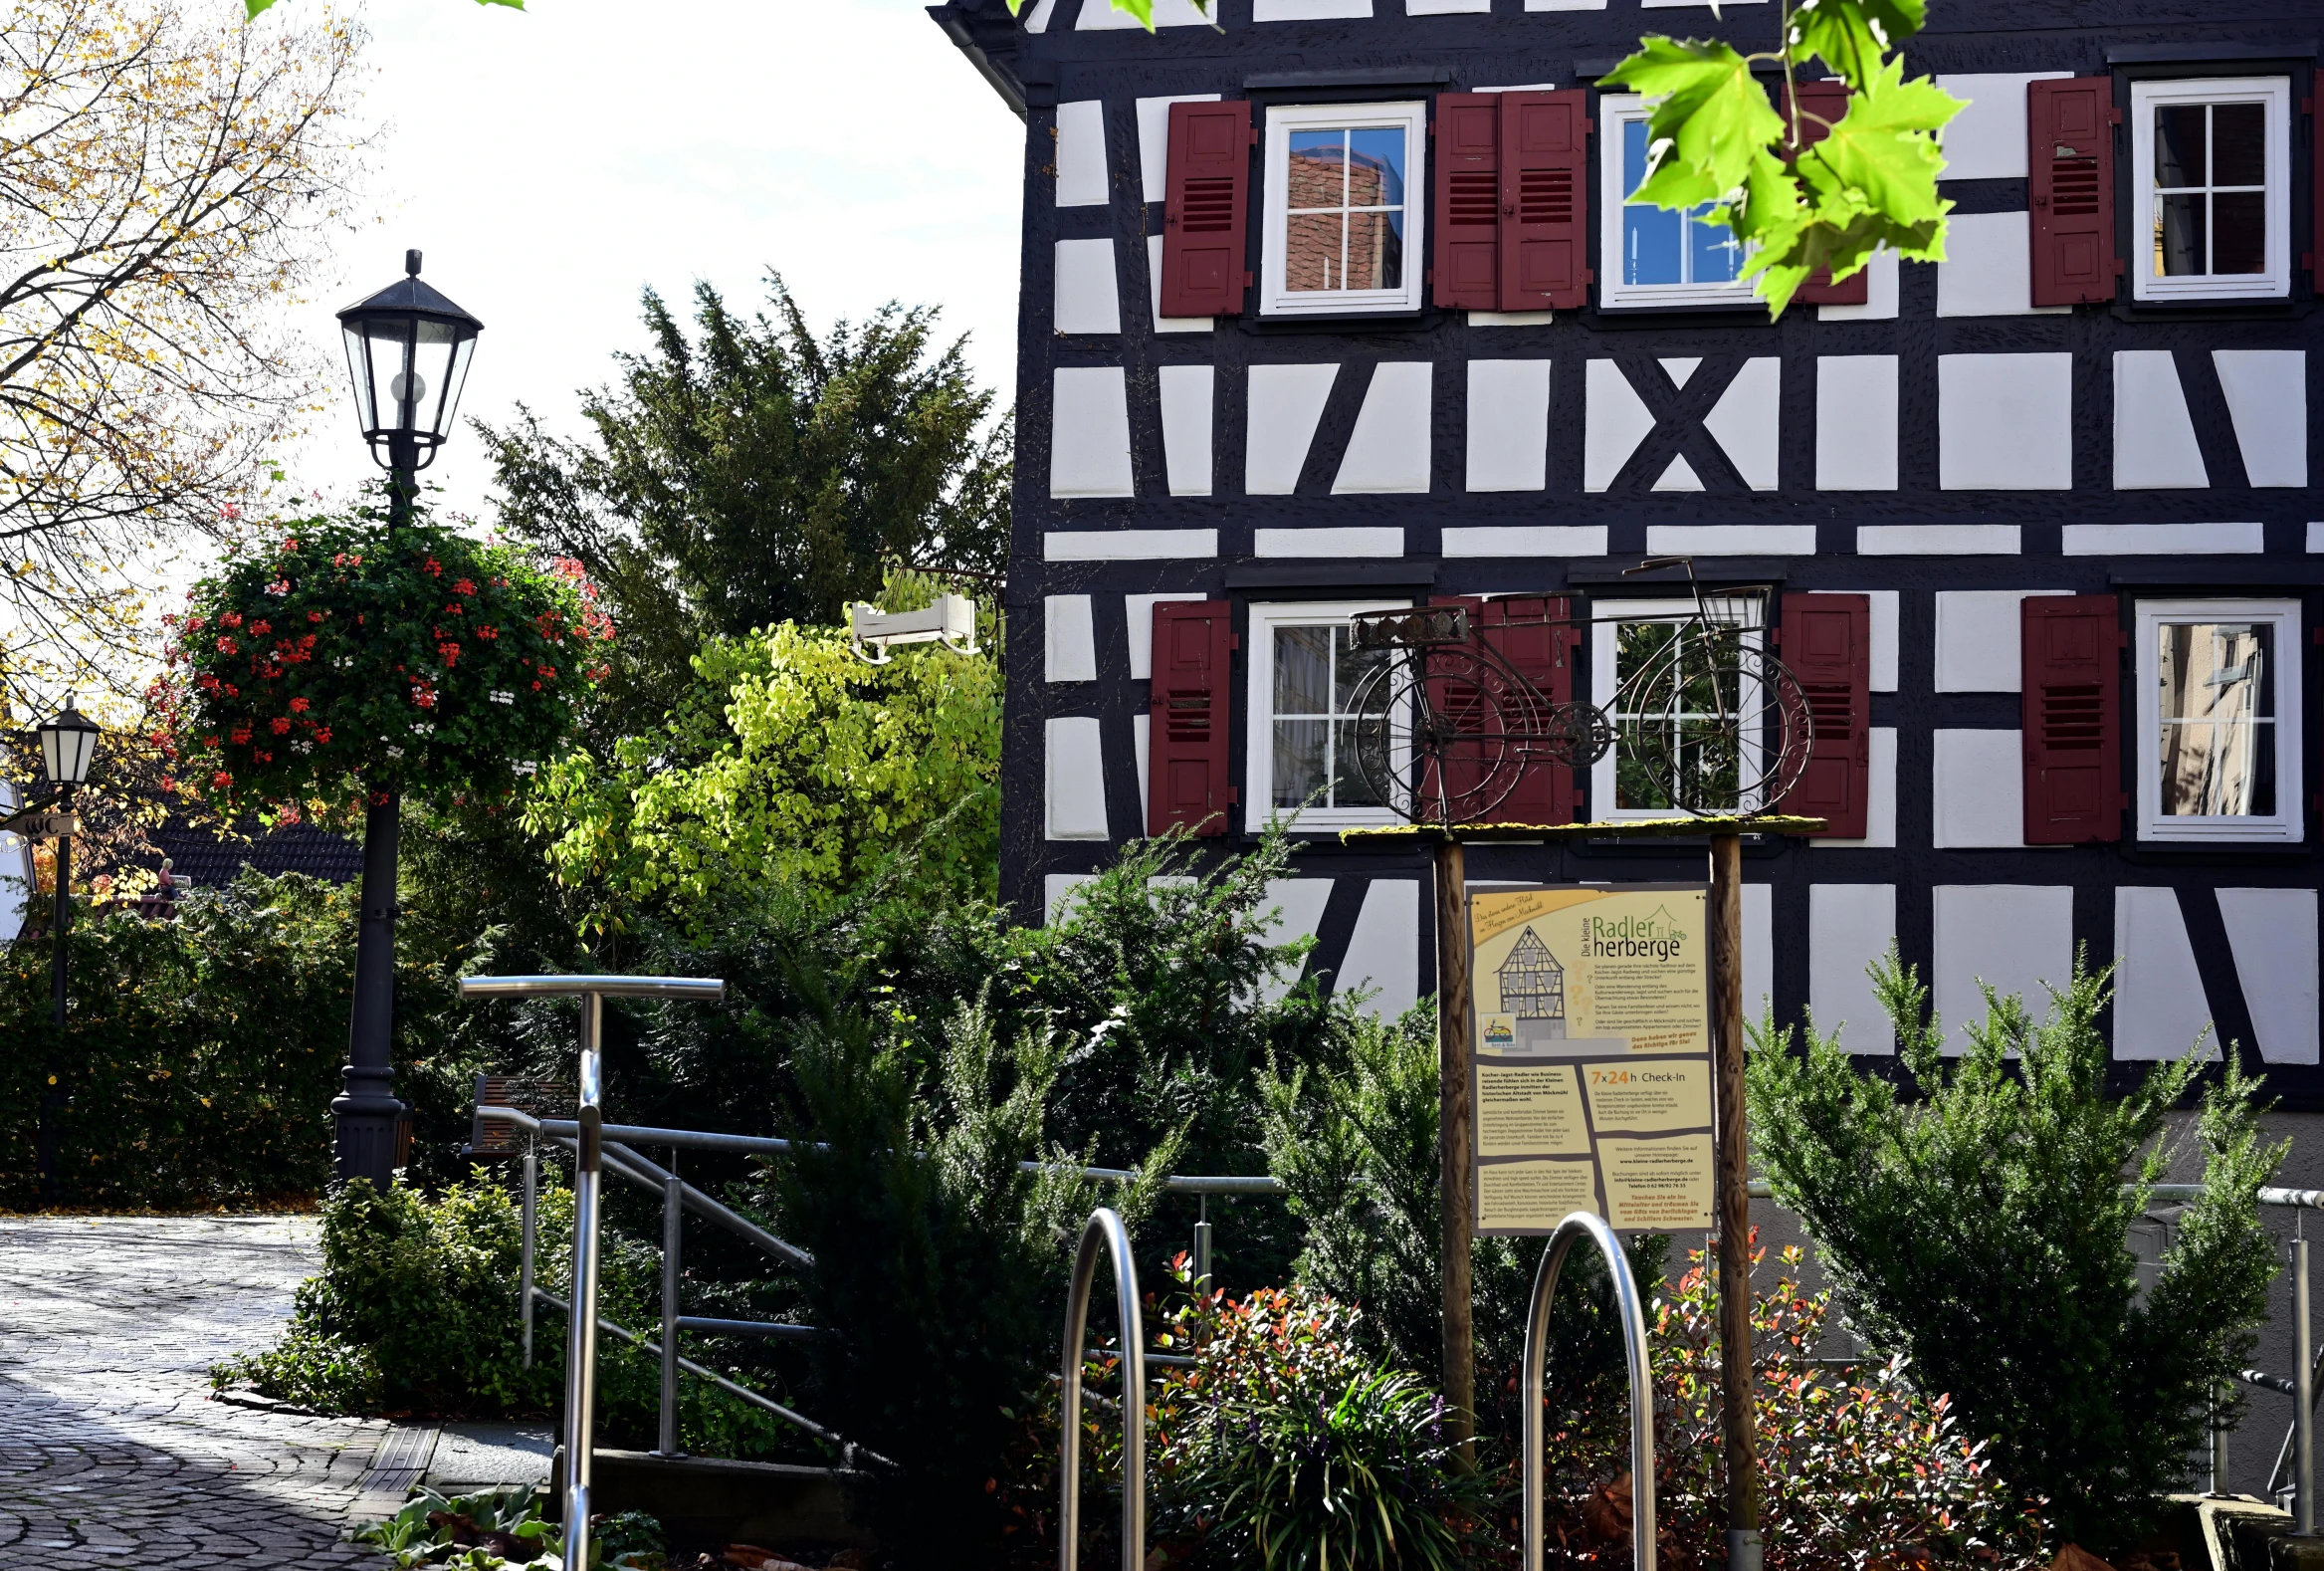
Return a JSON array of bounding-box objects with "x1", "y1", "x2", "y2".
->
[
  {"x1": 289, "y1": 697, "x2": 310, "y2": 713},
  {"x1": 270, "y1": 717, "x2": 292, "y2": 735}
]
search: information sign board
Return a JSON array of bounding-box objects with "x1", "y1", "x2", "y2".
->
[{"x1": 1468, "y1": 883, "x2": 1716, "y2": 1234}]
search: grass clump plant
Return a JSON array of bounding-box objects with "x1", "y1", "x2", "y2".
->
[{"x1": 1748, "y1": 947, "x2": 2285, "y2": 1547}]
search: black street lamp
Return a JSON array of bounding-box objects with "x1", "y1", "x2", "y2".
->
[
  {"x1": 36, "y1": 695, "x2": 99, "y2": 1206},
  {"x1": 329, "y1": 250, "x2": 484, "y2": 1189}
]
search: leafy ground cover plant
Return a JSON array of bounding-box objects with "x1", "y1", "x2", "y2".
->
[
  {"x1": 1748, "y1": 950, "x2": 2285, "y2": 1547},
  {"x1": 354, "y1": 1486, "x2": 666, "y2": 1570}
]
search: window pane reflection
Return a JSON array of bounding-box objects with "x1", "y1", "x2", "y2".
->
[
  {"x1": 2157, "y1": 621, "x2": 2276, "y2": 816},
  {"x1": 1282, "y1": 124, "x2": 1405, "y2": 294},
  {"x1": 1271, "y1": 623, "x2": 1394, "y2": 810}
]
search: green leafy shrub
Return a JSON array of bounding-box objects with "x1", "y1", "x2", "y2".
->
[
  {"x1": 1748, "y1": 949, "x2": 2284, "y2": 1547},
  {"x1": 1147, "y1": 1271, "x2": 1492, "y2": 1571},
  {"x1": 353, "y1": 1485, "x2": 662, "y2": 1570}
]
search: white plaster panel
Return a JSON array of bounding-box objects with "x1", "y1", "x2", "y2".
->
[
  {"x1": 1660, "y1": 356, "x2": 1702, "y2": 389},
  {"x1": 1044, "y1": 873, "x2": 1097, "y2": 923},
  {"x1": 1146, "y1": 236, "x2": 1211, "y2": 334},
  {"x1": 1645, "y1": 525, "x2": 1818, "y2": 555},
  {"x1": 1021, "y1": 0, "x2": 1058, "y2": 31},
  {"x1": 1704, "y1": 356, "x2": 1782, "y2": 489},
  {"x1": 1652, "y1": 455, "x2": 1704, "y2": 492},
  {"x1": 1811, "y1": 590, "x2": 1899, "y2": 692},
  {"x1": 1933, "y1": 885, "x2": 2075, "y2": 1054},
  {"x1": 1466, "y1": 359, "x2": 1552, "y2": 492},
  {"x1": 1254, "y1": 527, "x2": 1404, "y2": 558},
  {"x1": 2218, "y1": 888, "x2": 2321, "y2": 1065},
  {"x1": 1053, "y1": 239, "x2": 1122, "y2": 336},
  {"x1": 1809, "y1": 883, "x2": 1898, "y2": 1053},
  {"x1": 1127, "y1": 593, "x2": 1205, "y2": 680},
  {"x1": 1055, "y1": 100, "x2": 1110, "y2": 207},
  {"x1": 1936, "y1": 72, "x2": 2072, "y2": 180},
  {"x1": 2061, "y1": 523, "x2": 2264, "y2": 556},
  {"x1": 1524, "y1": 0, "x2": 1604, "y2": 8},
  {"x1": 2112, "y1": 350, "x2": 2209, "y2": 489},
  {"x1": 1046, "y1": 529, "x2": 1218, "y2": 561},
  {"x1": 1158, "y1": 364, "x2": 1214, "y2": 497},
  {"x1": 1469, "y1": 310, "x2": 1559, "y2": 324},
  {"x1": 1246, "y1": 362, "x2": 1340, "y2": 494},
  {"x1": 1857, "y1": 524, "x2": 2023, "y2": 555},
  {"x1": 1936, "y1": 212, "x2": 2065, "y2": 318},
  {"x1": 1807, "y1": 727, "x2": 1898, "y2": 848},
  {"x1": 1045, "y1": 716, "x2": 1110, "y2": 840},
  {"x1": 1939, "y1": 353, "x2": 2073, "y2": 490},
  {"x1": 1254, "y1": 0, "x2": 1370, "y2": 16},
  {"x1": 1082, "y1": 0, "x2": 1213, "y2": 28},
  {"x1": 2311, "y1": 522, "x2": 2324, "y2": 554},
  {"x1": 1816, "y1": 355, "x2": 1899, "y2": 491},
  {"x1": 1932, "y1": 729, "x2": 2025, "y2": 848},
  {"x1": 1334, "y1": 362, "x2": 1433, "y2": 494},
  {"x1": 1407, "y1": 0, "x2": 1489, "y2": 11},
  {"x1": 1340, "y1": 879, "x2": 1421, "y2": 1017},
  {"x1": 1133, "y1": 712, "x2": 1150, "y2": 827},
  {"x1": 2111, "y1": 887, "x2": 2217, "y2": 1062},
  {"x1": 1257, "y1": 878, "x2": 1339, "y2": 1004},
  {"x1": 1818, "y1": 249, "x2": 1900, "y2": 322},
  {"x1": 1044, "y1": 595, "x2": 1097, "y2": 683},
  {"x1": 1745, "y1": 882, "x2": 1773, "y2": 1026},
  {"x1": 2213, "y1": 350, "x2": 2309, "y2": 488},
  {"x1": 1136, "y1": 94, "x2": 1221, "y2": 202},
  {"x1": 1050, "y1": 367, "x2": 1136, "y2": 498},
  {"x1": 1935, "y1": 589, "x2": 2070, "y2": 692},
  {"x1": 1443, "y1": 526, "x2": 1609, "y2": 557},
  {"x1": 1585, "y1": 359, "x2": 1657, "y2": 492}
]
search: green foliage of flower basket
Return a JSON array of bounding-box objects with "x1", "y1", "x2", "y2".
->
[{"x1": 157, "y1": 496, "x2": 609, "y2": 818}]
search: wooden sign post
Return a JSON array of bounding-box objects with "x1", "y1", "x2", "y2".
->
[
  {"x1": 1708, "y1": 831, "x2": 1762, "y2": 1570},
  {"x1": 1434, "y1": 836, "x2": 1476, "y2": 1459}
]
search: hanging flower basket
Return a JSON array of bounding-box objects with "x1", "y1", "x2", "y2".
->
[{"x1": 155, "y1": 504, "x2": 611, "y2": 819}]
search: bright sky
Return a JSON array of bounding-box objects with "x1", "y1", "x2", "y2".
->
[{"x1": 285, "y1": 0, "x2": 1027, "y2": 521}]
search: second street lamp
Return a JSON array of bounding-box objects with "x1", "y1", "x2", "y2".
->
[
  {"x1": 329, "y1": 250, "x2": 485, "y2": 1189},
  {"x1": 36, "y1": 695, "x2": 99, "y2": 1206}
]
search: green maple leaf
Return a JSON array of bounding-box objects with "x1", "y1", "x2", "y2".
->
[
  {"x1": 1796, "y1": 58, "x2": 1962, "y2": 234},
  {"x1": 1599, "y1": 38, "x2": 1786, "y2": 200},
  {"x1": 1788, "y1": 0, "x2": 1928, "y2": 89}
]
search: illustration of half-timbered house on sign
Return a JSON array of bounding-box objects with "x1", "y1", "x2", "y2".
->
[
  {"x1": 1499, "y1": 926, "x2": 1566, "y2": 1036},
  {"x1": 930, "y1": 0, "x2": 2324, "y2": 1082}
]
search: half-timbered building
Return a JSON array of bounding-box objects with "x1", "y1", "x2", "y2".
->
[{"x1": 930, "y1": 0, "x2": 2322, "y2": 1088}]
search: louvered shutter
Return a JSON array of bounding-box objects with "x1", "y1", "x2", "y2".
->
[
  {"x1": 2028, "y1": 77, "x2": 2118, "y2": 307},
  {"x1": 2021, "y1": 595, "x2": 2123, "y2": 844},
  {"x1": 1778, "y1": 594, "x2": 1870, "y2": 837},
  {"x1": 1148, "y1": 600, "x2": 1235, "y2": 836},
  {"x1": 1781, "y1": 82, "x2": 1872, "y2": 307},
  {"x1": 1499, "y1": 91, "x2": 1591, "y2": 311},
  {"x1": 1426, "y1": 596, "x2": 1578, "y2": 823},
  {"x1": 1432, "y1": 94, "x2": 1501, "y2": 310},
  {"x1": 1161, "y1": 101, "x2": 1252, "y2": 319}
]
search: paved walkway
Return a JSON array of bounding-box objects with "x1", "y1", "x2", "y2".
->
[{"x1": 0, "y1": 1215, "x2": 389, "y2": 1569}]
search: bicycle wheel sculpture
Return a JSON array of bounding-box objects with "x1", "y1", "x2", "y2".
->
[{"x1": 1343, "y1": 567, "x2": 1816, "y2": 827}]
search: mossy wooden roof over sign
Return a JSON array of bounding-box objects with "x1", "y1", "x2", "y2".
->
[{"x1": 1338, "y1": 815, "x2": 1830, "y2": 844}]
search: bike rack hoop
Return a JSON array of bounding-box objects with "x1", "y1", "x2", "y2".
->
[
  {"x1": 1059, "y1": 1208, "x2": 1146, "y2": 1571},
  {"x1": 1523, "y1": 1211, "x2": 1658, "y2": 1571}
]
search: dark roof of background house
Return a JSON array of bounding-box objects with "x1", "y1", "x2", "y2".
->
[{"x1": 145, "y1": 816, "x2": 363, "y2": 888}]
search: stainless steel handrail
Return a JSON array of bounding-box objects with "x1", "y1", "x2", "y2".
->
[
  {"x1": 1522, "y1": 1212, "x2": 1656, "y2": 1571},
  {"x1": 1060, "y1": 1209, "x2": 1145, "y2": 1571},
  {"x1": 460, "y1": 973, "x2": 728, "y2": 1571}
]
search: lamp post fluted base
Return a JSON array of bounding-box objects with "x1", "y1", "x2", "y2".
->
[{"x1": 332, "y1": 791, "x2": 405, "y2": 1190}]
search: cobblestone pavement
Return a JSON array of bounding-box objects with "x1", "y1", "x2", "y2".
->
[{"x1": 0, "y1": 1215, "x2": 388, "y2": 1569}]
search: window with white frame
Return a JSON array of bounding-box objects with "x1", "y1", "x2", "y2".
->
[
  {"x1": 1598, "y1": 95, "x2": 1751, "y2": 310},
  {"x1": 1245, "y1": 600, "x2": 1406, "y2": 829},
  {"x1": 2130, "y1": 77, "x2": 2291, "y2": 303},
  {"x1": 1589, "y1": 595, "x2": 1770, "y2": 817},
  {"x1": 2137, "y1": 598, "x2": 2302, "y2": 842},
  {"x1": 1259, "y1": 104, "x2": 1426, "y2": 317}
]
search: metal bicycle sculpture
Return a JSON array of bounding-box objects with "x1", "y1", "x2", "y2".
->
[{"x1": 1345, "y1": 559, "x2": 1816, "y2": 827}]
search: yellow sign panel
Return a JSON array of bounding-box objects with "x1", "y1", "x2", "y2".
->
[{"x1": 1469, "y1": 884, "x2": 1716, "y2": 1235}]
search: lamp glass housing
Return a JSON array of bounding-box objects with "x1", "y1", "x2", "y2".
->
[
  {"x1": 39, "y1": 701, "x2": 99, "y2": 786},
  {"x1": 334, "y1": 257, "x2": 484, "y2": 471}
]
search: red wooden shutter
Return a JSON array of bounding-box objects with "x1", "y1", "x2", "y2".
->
[
  {"x1": 1432, "y1": 94, "x2": 1501, "y2": 310},
  {"x1": 1781, "y1": 82, "x2": 1871, "y2": 306},
  {"x1": 1148, "y1": 600, "x2": 1235, "y2": 836},
  {"x1": 1160, "y1": 101, "x2": 1252, "y2": 319},
  {"x1": 1499, "y1": 91, "x2": 1590, "y2": 311},
  {"x1": 2028, "y1": 77, "x2": 2118, "y2": 306},
  {"x1": 1778, "y1": 594, "x2": 1870, "y2": 838},
  {"x1": 2021, "y1": 595, "x2": 2123, "y2": 844},
  {"x1": 1426, "y1": 596, "x2": 1578, "y2": 823}
]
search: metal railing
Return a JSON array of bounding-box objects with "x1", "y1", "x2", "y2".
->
[
  {"x1": 1059, "y1": 1209, "x2": 1146, "y2": 1571},
  {"x1": 1521, "y1": 1212, "x2": 1658, "y2": 1571}
]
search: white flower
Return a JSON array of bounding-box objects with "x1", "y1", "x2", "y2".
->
[{"x1": 491, "y1": 690, "x2": 515, "y2": 705}]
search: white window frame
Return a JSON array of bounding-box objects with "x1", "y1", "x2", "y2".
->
[
  {"x1": 1245, "y1": 598, "x2": 1410, "y2": 832},
  {"x1": 2129, "y1": 77, "x2": 2292, "y2": 304},
  {"x1": 1597, "y1": 94, "x2": 1756, "y2": 311},
  {"x1": 1259, "y1": 103, "x2": 1427, "y2": 319},
  {"x1": 1588, "y1": 594, "x2": 1771, "y2": 820},
  {"x1": 2135, "y1": 596, "x2": 2302, "y2": 843}
]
